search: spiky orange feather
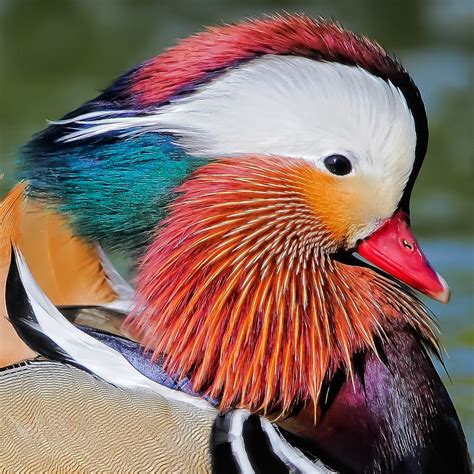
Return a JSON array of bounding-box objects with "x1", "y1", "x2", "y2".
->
[{"x1": 127, "y1": 156, "x2": 437, "y2": 416}]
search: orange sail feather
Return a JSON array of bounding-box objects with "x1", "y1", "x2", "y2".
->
[{"x1": 0, "y1": 182, "x2": 119, "y2": 367}]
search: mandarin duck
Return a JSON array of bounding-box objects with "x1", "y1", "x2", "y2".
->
[{"x1": 0, "y1": 14, "x2": 471, "y2": 473}]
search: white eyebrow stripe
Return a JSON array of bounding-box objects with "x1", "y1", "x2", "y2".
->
[
  {"x1": 55, "y1": 56, "x2": 415, "y2": 178},
  {"x1": 55, "y1": 55, "x2": 416, "y2": 215},
  {"x1": 148, "y1": 56, "x2": 415, "y2": 169}
]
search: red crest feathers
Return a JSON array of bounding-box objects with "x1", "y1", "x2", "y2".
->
[{"x1": 132, "y1": 14, "x2": 406, "y2": 107}]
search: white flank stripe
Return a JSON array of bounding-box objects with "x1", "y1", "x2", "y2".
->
[
  {"x1": 260, "y1": 417, "x2": 335, "y2": 473},
  {"x1": 229, "y1": 410, "x2": 255, "y2": 474}
]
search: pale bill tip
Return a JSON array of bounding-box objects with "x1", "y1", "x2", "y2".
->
[{"x1": 432, "y1": 272, "x2": 451, "y2": 304}]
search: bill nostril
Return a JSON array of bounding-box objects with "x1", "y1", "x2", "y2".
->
[{"x1": 402, "y1": 239, "x2": 414, "y2": 251}]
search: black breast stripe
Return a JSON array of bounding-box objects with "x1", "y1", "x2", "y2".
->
[
  {"x1": 242, "y1": 415, "x2": 289, "y2": 473},
  {"x1": 211, "y1": 413, "x2": 242, "y2": 474}
]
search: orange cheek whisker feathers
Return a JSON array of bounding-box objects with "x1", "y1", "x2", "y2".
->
[{"x1": 126, "y1": 156, "x2": 437, "y2": 416}]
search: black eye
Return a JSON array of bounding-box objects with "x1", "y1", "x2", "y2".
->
[{"x1": 323, "y1": 155, "x2": 352, "y2": 176}]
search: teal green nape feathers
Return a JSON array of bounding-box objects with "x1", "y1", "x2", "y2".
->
[{"x1": 20, "y1": 133, "x2": 205, "y2": 252}]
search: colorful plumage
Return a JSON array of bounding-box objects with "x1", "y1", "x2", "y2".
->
[
  {"x1": 2, "y1": 14, "x2": 471, "y2": 473},
  {"x1": 20, "y1": 15, "x2": 426, "y2": 252},
  {"x1": 128, "y1": 156, "x2": 436, "y2": 417}
]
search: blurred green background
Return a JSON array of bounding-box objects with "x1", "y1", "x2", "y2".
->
[{"x1": 1, "y1": 0, "x2": 472, "y2": 453}]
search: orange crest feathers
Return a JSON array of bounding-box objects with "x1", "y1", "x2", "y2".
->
[{"x1": 127, "y1": 156, "x2": 436, "y2": 415}]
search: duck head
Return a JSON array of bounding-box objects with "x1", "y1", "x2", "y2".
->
[{"x1": 23, "y1": 15, "x2": 447, "y2": 301}]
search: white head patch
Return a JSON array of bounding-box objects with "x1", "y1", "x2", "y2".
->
[{"x1": 58, "y1": 55, "x2": 417, "y2": 216}]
